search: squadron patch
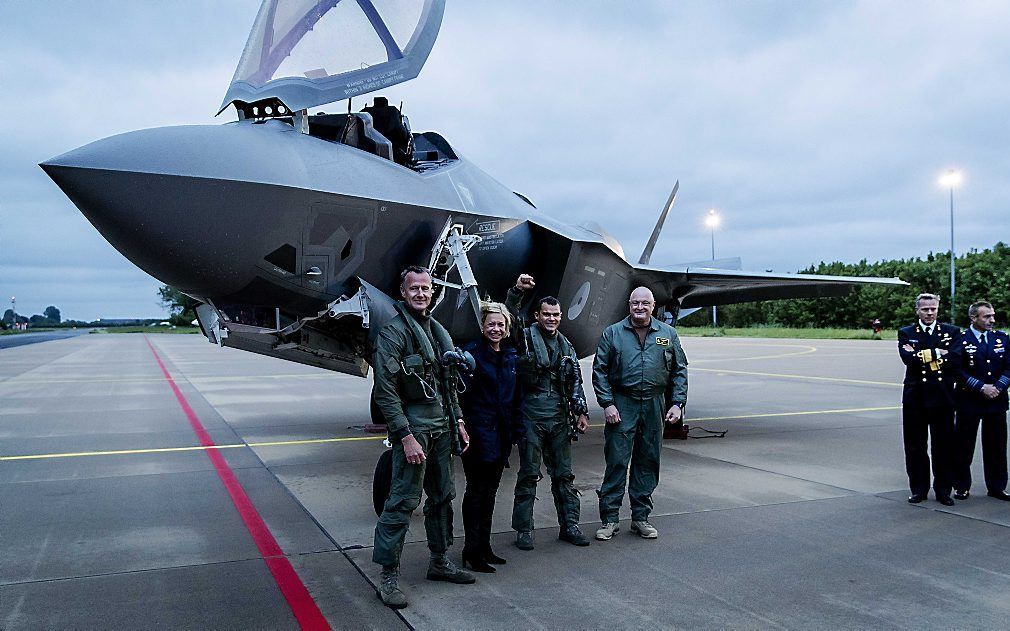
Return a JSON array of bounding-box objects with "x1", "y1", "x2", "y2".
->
[{"x1": 656, "y1": 337, "x2": 670, "y2": 346}]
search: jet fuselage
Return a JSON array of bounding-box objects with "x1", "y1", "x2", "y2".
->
[{"x1": 42, "y1": 118, "x2": 638, "y2": 362}]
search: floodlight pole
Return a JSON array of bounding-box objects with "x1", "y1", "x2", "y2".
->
[
  {"x1": 948, "y1": 183, "x2": 956, "y2": 324},
  {"x1": 710, "y1": 223, "x2": 717, "y2": 327}
]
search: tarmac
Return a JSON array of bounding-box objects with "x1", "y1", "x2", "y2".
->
[
  {"x1": 3, "y1": 333, "x2": 1010, "y2": 629},
  {"x1": 0, "y1": 329, "x2": 89, "y2": 349}
]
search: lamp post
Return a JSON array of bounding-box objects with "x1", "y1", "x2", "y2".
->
[
  {"x1": 9, "y1": 296, "x2": 15, "y2": 330},
  {"x1": 705, "y1": 209, "x2": 720, "y2": 327},
  {"x1": 939, "y1": 170, "x2": 962, "y2": 324}
]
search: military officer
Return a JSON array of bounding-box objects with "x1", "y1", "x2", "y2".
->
[
  {"x1": 592, "y1": 287, "x2": 688, "y2": 540},
  {"x1": 506, "y1": 273, "x2": 592, "y2": 550},
  {"x1": 897, "y1": 293, "x2": 960, "y2": 505},
  {"x1": 949, "y1": 301, "x2": 1010, "y2": 501},
  {"x1": 371, "y1": 265, "x2": 475, "y2": 609}
]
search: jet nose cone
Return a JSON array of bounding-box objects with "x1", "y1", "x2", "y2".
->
[
  {"x1": 41, "y1": 158, "x2": 211, "y2": 294},
  {"x1": 40, "y1": 127, "x2": 267, "y2": 297}
]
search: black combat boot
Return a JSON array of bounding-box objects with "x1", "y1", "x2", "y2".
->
[
  {"x1": 515, "y1": 530, "x2": 534, "y2": 550},
  {"x1": 559, "y1": 524, "x2": 590, "y2": 546}
]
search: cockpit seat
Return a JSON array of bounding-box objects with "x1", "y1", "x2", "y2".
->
[
  {"x1": 340, "y1": 112, "x2": 393, "y2": 162},
  {"x1": 362, "y1": 97, "x2": 413, "y2": 166}
]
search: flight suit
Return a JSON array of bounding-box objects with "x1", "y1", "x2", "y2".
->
[
  {"x1": 506, "y1": 289, "x2": 588, "y2": 532},
  {"x1": 372, "y1": 302, "x2": 462, "y2": 568},
  {"x1": 949, "y1": 328, "x2": 1010, "y2": 494},
  {"x1": 593, "y1": 316, "x2": 688, "y2": 523},
  {"x1": 897, "y1": 322, "x2": 960, "y2": 498}
]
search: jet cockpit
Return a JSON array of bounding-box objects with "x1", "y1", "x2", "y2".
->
[
  {"x1": 238, "y1": 100, "x2": 458, "y2": 171},
  {"x1": 222, "y1": 0, "x2": 455, "y2": 171}
]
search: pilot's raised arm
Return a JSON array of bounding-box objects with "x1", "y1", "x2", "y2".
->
[
  {"x1": 506, "y1": 273, "x2": 535, "y2": 346},
  {"x1": 506, "y1": 273, "x2": 535, "y2": 312}
]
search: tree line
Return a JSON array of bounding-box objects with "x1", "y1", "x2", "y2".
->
[
  {"x1": 2, "y1": 306, "x2": 61, "y2": 327},
  {"x1": 680, "y1": 242, "x2": 1010, "y2": 330}
]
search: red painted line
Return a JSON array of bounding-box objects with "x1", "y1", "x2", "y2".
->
[{"x1": 145, "y1": 337, "x2": 330, "y2": 630}]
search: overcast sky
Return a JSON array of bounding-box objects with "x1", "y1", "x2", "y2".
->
[{"x1": 2, "y1": 0, "x2": 1008, "y2": 321}]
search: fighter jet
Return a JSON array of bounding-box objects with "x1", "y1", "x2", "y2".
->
[{"x1": 41, "y1": 0, "x2": 905, "y2": 384}]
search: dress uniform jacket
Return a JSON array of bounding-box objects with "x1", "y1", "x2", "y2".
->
[
  {"x1": 950, "y1": 329, "x2": 1010, "y2": 415},
  {"x1": 897, "y1": 321, "x2": 960, "y2": 498},
  {"x1": 897, "y1": 322, "x2": 960, "y2": 407},
  {"x1": 948, "y1": 328, "x2": 1010, "y2": 494}
]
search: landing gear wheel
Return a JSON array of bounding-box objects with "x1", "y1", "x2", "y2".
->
[
  {"x1": 369, "y1": 387, "x2": 393, "y2": 516},
  {"x1": 373, "y1": 449, "x2": 393, "y2": 516}
]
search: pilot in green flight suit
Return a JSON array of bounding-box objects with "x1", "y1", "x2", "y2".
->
[
  {"x1": 506, "y1": 274, "x2": 591, "y2": 550},
  {"x1": 592, "y1": 286, "x2": 688, "y2": 541},
  {"x1": 371, "y1": 265, "x2": 475, "y2": 609}
]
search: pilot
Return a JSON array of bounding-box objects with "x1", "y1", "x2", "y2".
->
[
  {"x1": 949, "y1": 301, "x2": 1010, "y2": 501},
  {"x1": 370, "y1": 265, "x2": 475, "y2": 609},
  {"x1": 506, "y1": 273, "x2": 591, "y2": 549},
  {"x1": 898, "y1": 293, "x2": 960, "y2": 506},
  {"x1": 362, "y1": 96, "x2": 412, "y2": 166},
  {"x1": 592, "y1": 287, "x2": 687, "y2": 541}
]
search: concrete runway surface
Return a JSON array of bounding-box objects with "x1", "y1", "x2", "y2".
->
[
  {"x1": 0, "y1": 329, "x2": 90, "y2": 350},
  {"x1": 3, "y1": 334, "x2": 1010, "y2": 629}
]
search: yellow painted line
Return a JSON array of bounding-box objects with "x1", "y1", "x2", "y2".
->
[
  {"x1": 686, "y1": 405, "x2": 900, "y2": 422},
  {"x1": 3, "y1": 403, "x2": 902, "y2": 462},
  {"x1": 693, "y1": 366, "x2": 901, "y2": 387},
  {"x1": 248, "y1": 435, "x2": 384, "y2": 447},
  {"x1": 691, "y1": 344, "x2": 818, "y2": 363},
  {"x1": 588, "y1": 404, "x2": 901, "y2": 430},
  {"x1": 0, "y1": 436, "x2": 381, "y2": 460}
]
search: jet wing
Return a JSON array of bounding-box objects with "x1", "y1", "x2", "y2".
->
[
  {"x1": 220, "y1": 0, "x2": 445, "y2": 114},
  {"x1": 632, "y1": 265, "x2": 908, "y2": 309}
]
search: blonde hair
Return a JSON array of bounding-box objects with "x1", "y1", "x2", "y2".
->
[{"x1": 480, "y1": 301, "x2": 512, "y2": 335}]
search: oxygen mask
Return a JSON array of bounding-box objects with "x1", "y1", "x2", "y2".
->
[{"x1": 441, "y1": 348, "x2": 476, "y2": 375}]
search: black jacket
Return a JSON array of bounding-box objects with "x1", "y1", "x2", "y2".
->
[
  {"x1": 460, "y1": 339, "x2": 524, "y2": 463},
  {"x1": 898, "y1": 322, "x2": 960, "y2": 407},
  {"x1": 949, "y1": 328, "x2": 1010, "y2": 415}
]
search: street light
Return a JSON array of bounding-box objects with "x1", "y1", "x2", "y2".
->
[
  {"x1": 939, "y1": 169, "x2": 962, "y2": 324},
  {"x1": 705, "y1": 209, "x2": 720, "y2": 327}
]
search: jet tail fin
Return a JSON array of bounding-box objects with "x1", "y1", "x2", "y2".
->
[{"x1": 638, "y1": 180, "x2": 679, "y2": 265}]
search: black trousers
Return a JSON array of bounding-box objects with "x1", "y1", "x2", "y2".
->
[
  {"x1": 954, "y1": 410, "x2": 1008, "y2": 493},
  {"x1": 461, "y1": 457, "x2": 505, "y2": 555},
  {"x1": 902, "y1": 403, "x2": 954, "y2": 497}
]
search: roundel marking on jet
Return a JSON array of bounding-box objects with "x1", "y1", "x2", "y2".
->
[{"x1": 568, "y1": 281, "x2": 591, "y2": 320}]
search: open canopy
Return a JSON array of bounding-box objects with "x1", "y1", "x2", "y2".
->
[{"x1": 219, "y1": 0, "x2": 445, "y2": 114}]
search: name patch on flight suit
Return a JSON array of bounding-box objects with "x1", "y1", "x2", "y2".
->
[{"x1": 655, "y1": 337, "x2": 670, "y2": 346}]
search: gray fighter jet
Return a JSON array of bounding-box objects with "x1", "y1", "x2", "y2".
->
[{"x1": 41, "y1": 0, "x2": 905, "y2": 382}]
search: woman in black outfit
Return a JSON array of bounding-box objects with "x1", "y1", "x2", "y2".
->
[{"x1": 460, "y1": 301, "x2": 524, "y2": 573}]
